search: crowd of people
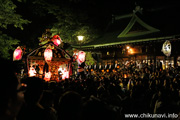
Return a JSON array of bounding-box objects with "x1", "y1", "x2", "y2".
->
[{"x1": 1, "y1": 59, "x2": 180, "y2": 120}]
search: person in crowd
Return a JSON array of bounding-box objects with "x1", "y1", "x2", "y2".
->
[
  {"x1": 58, "y1": 91, "x2": 82, "y2": 120},
  {"x1": 82, "y1": 97, "x2": 117, "y2": 120},
  {"x1": 77, "y1": 61, "x2": 86, "y2": 80},
  {"x1": 17, "y1": 77, "x2": 55, "y2": 120},
  {"x1": 0, "y1": 59, "x2": 24, "y2": 120},
  {"x1": 11, "y1": 59, "x2": 180, "y2": 120},
  {"x1": 40, "y1": 91, "x2": 57, "y2": 120},
  {"x1": 104, "y1": 62, "x2": 108, "y2": 70},
  {"x1": 93, "y1": 62, "x2": 97, "y2": 71},
  {"x1": 98, "y1": 62, "x2": 102, "y2": 72}
]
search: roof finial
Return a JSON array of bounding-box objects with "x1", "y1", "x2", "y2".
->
[{"x1": 133, "y1": 3, "x2": 143, "y2": 14}]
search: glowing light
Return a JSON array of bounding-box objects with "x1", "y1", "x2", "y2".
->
[
  {"x1": 44, "y1": 72, "x2": 51, "y2": 81},
  {"x1": 62, "y1": 71, "x2": 69, "y2": 80},
  {"x1": 126, "y1": 46, "x2": 130, "y2": 49},
  {"x1": 21, "y1": 83, "x2": 27, "y2": 87},
  {"x1": 28, "y1": 67, "x2": 36, "y2": 77},
  {"x1": 124, "y1": 74, "x2": 127, "y2": 78},
  {"x1": 77, "y1": 36, "x2": 84, "y2": 41},
  {"x1": 13, "y1": 46, "x2": 23, "y2": 61},
  {"x1": 162, "y1": 40, "x2": 171, "y2": 57},
  {"x1": 77, "y1": 51, "x2": 86, "y2": 64},
  {"x1": 102, "y1": 69, "x2": 104, "y2": 72},
  {"x1": 52, "y1": 35, "x2": 62, "y2": 46},
  {"x1": 58, "y1": 66, "x2": 69, "y2": 80},
  {"x1": 128, "y1": 48, "x2": 134, "y2": 54},
  {"x1": 120, "y1": 83, "x2": 123, "y2": 88},
  {"x1": 44, "y1": 48, "x2": 53, "y2": 62},
  {"x1": 53, "y1": 39, "x2": 61, "y2": 46},
  {"x1": 73, "y1": 50, "x2": 79, "y2": 61}
]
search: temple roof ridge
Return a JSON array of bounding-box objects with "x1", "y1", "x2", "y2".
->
[{"x1": 117, "y1": 13, "x2": 160, "y2": 38}]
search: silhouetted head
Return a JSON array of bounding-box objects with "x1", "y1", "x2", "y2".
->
[
  {"x1": 0, "y1": 59, "x2": 23, "y2": 119},
  {"x1": 58, "y1": 91, "x2": 82, "y2": 120}
]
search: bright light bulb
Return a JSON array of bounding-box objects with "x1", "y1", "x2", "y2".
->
[{"x1": 77, "y1": 36, "x2": 84, "y2": 41}]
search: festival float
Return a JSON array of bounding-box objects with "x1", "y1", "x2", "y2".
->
[{"x1": 13, "y1": 30, "x2": 73, "y2": 81}]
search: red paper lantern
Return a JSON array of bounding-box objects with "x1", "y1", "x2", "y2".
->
[
  {"x1": 13, "y1": 46, "x2": 23, "y2": 61},
  {"x1": 53, "y1": 39, "x2": 61, "y2": 46},
  {"x1": 44, "y1": 48, "x2": 53, "y2": 62},
  {"x1": 77, "y1": 51, "x2": 86, "y2": 64},
  {"x1": 52, "y1": 35, "x2": 62, "y2": 46},
  {"x1": 52, "y1": 35, "x2": 60, "y2": 39}
]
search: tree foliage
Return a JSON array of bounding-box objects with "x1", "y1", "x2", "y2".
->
[
  {"x1": 0, "y1": 0, "x2": 30, "y2": 29},
  {"x1": 0, "y1": 0, "x2": 30, "y2": 59},
  {"x1": 0, "y1": 32, "x2": 19, "y2": 59},
  {"x1": 85, "y1": 52, "x2": 95, "y2": 65},
  {"x1": 33, "y1": 0, "x2": 99, "y2": 44},
  {"x1": 0, "y1": 0, "x2": 103, "y2": 59}
]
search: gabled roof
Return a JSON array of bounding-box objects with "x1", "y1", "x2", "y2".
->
[
  {"x1": 27, "y1": 42, "x2": 71, "y2": 61},
  {"x1": 117, "y1": 13, "x2": 160, "y2": 38},
  {"x1": 73, "y1": 7, "x2": 180, "y2": 48}
]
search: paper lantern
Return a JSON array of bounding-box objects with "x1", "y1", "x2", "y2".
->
[
  {"x1": 52, "y1": 35, "x2": 62, "y2": 46},
  {"x1": 77, "y1": 51, "x2": 86, "y2": 64},
  {"x1": 44, "y1": 48, "x2": 53, "y2": 62},
  {"x1": 13, "y1": 46, "x2": 23, "y2": 61},
  {"x1": 52, "y1": 35, "x2": 60, "y2": 40},
  {"x1": 162, "y1": 40, "x2": 171, "y2": 57},
  {"x1": 44, "y1": 72, "x2": 51, "y2": 81},
  {"x1": 28, "y1": 67, "x2": 36, "y2": 77},
  {"x1": 53, "y1": 39, "x2": 61, "y2": 46}
]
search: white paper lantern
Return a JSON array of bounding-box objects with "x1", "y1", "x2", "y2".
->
[{"x1": 162, "y1": 40, "x2": 171, "y2": 57}]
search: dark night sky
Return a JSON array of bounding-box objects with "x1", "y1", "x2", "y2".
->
[{"x1": 3, "y1": 0, "x2": 180, "y2": 48}]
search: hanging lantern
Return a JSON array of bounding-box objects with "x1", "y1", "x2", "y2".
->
[
  {"x1": 77, "y1": 51, "x2": 86, "y2": 64},
  {"x1": 44, "y1": 47, "x2": 53, "y2": 62},
  {"x1": 162, "y1": 40, "x2": 171, "y2": 57},
  {"x1": 13, "y1": 46, "x2": 23, "y2": 61},
  {"x1": 53, "y1": 39, "x2": 61, "y2": 46},
  {"x1": 52, "y1": 35, "x2": 62, "y2": 46},
  {"x1": 28, "y1": 67, "x2": 36, "y2": 77},
  {"x1": 44, "y1": 72, "x2": 51, "y2": 81}
]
